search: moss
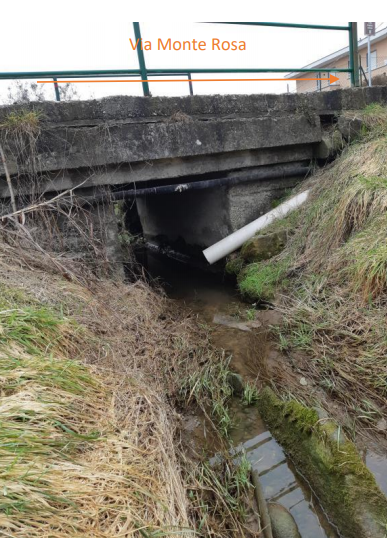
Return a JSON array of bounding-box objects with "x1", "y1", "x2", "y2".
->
[
  {"x1": 238, "y1": 258, "x2": 288, "y2": 302},
  {"x1": 225, "y1": 255, "x2": 245, "y2": 276},
  {"x1": 258, "y1": 387, "x2": 387, "y2": 538},
  {"x1": 241, "y1": 231, "x2": 287, "y2": 264}
]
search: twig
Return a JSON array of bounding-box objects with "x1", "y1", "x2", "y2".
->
[
  {"x1": 0, "y1": 143, "x2": 17, "y2": 213},
  {"x1": 7, "y1": 217, "x2": 77, "y2": 282},
  {"x1": 0, "y1": 174, "x2": 95, "y2": 222}
]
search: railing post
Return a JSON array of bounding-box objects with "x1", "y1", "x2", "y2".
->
[
  {"x1": 53, "y1": 77, "x2": 60, "y2": 101},
  {"x1": 132, "y1": 22, "x2": 150, "y2": 96},
  {"x1": 349, "y1": 22, "x2": 360, "y2": 87},
  {"x1": 187, "y1": 72, "x2": 194, "y2": 95}
]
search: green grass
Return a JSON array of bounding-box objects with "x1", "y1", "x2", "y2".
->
[
  {"x1": 242, "y1": 382, "x2": 259, "y2": 406},
  {"x1": 338, "y1": 215, "x2": 387, "y2": 299},
  {"x1": 0, "y1": 311, "x2": 105, "y2": 528},
  {"x1": 273, "y1": 273, "x2": 387, "y2": 421},
  {"x1": 358, "y1": 174, "x2": 387, "y2": 190},
  {"x1": 0, "y1": 283, "x2": 38, "y2": 309},
  {"x1": 0, "y1": 109, "x2": 42, "y2": 135},
  {"x1": 234, "y1": 128, "x2": 387, "y2": 428},
  {"x1": 357, "y1": 103, "x2": 387, "y2": 139},
  {"x1": 188, "y1": 453, "x2": 252, "y2": 536},
  {"x1": 363, "y1": 103, "x2": 387, "y2": 116},
  {"x1": 0, "y1": 307, "x2": 64, "y2": 353},
  {"x1": 286, "y1": 321, "x2": 315, "y2": 350},
  {"x1": 245, "y1": 308, "x2": 256, "y2": 321},
  {"x1": 238, "y1": 258, "x2": 289, "y2": 302},
  {"x1": 180, "y1": 356, "x2": 234, "y2": 436}
]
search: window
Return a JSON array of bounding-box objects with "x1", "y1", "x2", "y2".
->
[
  {"x1": 316, "y1": 72, "x2": 322, "y2": 91},
  {"x1": 328, "y1": 68, "x2": 337, "y2": 85},
  {"x1": 366, "y1": 50, "x2": 377, "y2": 70}
]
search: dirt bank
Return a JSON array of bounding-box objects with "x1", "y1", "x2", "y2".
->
[{"x1": 229, "y1": 104, "x2": 387, "y2": 454}]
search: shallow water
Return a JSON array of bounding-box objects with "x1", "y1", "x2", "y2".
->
[
  {"x1": 366, "y1": 451, "x2": 387, "y2": 496},
  {"x1": 136, "y1": 247, "x2": 386, "y2": 537},
  {"x1": 229, "y1": 401, "x2": 338, "y2": 538}
]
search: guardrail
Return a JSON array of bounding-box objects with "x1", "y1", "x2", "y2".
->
[{"x1": 0, "y1": 22, "x2": 359, "y2": 101}]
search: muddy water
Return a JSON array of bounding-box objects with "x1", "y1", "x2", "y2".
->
[{"x1": 137, "y1": 248, "x2": 340, "y2": 537}]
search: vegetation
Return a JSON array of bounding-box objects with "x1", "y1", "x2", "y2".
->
[
  {"x1": 242, "y1": 382, "x2": 259, "y2": 406},
  {"x1": 258, "y1": 387, "x2": 387, "y2": 538},
  {"x1": 0, "y1": 229, "x2": 256, "y2": 537},
  {"x1": 238, "y1": 257, "x2": 289, "y2": 302},
  {"x1": 0, "y1": 108, "x2": 42, "y2": 135},
  {"x1": 237, "y1": 105, "x2": 387, "y2": 433},
  {"x1": 187, "y1": 454, "x2": 254, "y2": 537},
  {"x1": 245, "y1": 308, "x2": 256, "y2": 321},
  {"x1": 180, "y1": 354, "x2": 234, "y2": 436},
  {"x1": 0, "y1": 295, "x2": 198, "y2": 537},
  {"x1": 225, "y1": 254, "x2": 245, "y2": 276}
]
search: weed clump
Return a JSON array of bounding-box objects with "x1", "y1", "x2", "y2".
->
[
  {"x1": 180, "y1": 355, "x2": 234, "y2": 436},
  {"x1": 0, "y1": 108, "x2": 42, "y2": 136},
  {"x1": 238, "y1": 258, "x2": 289, "y2": 302},
  {"x1": 242, "y1": 382, "x2": 259, "y2": 406}
]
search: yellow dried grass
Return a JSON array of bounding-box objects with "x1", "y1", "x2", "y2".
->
[{"x1": 0, "y1": 266, "x2": 195, "y2": 537}]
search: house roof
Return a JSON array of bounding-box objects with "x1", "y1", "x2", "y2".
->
[{"x1": 284, "y1": 25, "x2": 387, "y2": 79}]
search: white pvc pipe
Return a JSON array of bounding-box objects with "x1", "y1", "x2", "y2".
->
[{"x1": 203, "y1": 190, "x2": 309, "y2": 265}]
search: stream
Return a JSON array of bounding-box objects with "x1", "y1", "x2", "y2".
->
[{"x1": 136, "y1": 246, "x2": 386, "y2": 538}]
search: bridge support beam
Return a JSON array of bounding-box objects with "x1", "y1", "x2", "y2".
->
[{"x1": 135, "y1": 170, "x2": 305, "y2": 257}]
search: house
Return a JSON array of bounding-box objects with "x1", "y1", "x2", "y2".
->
[{"x1": 286, "y1": 25, "x2": 387, "y2": 93}]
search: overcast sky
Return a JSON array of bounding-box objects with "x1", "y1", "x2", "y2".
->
[{"x1": 0, "y1": 4, "x2": 384, "y2": 102}]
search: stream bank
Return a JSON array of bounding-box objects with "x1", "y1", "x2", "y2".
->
[{"x1": 136, "y1": 241, "x2": 387, "y2": 537}]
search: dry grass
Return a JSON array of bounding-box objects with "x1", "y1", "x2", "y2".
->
[
  {"x1": 0, "y1": 298, "x2": 192, "y2": 537},
  {"x1": 0, "y1": 109, "x2": 43, "y2": 199},
  {"x1": 289, "y1": 137, "x2": 387, "y2": 274},
  {"x1": 0, "y1": 231, "x2": 256, "y2": 537},
  {"x1": 252, "y1": 109, "x2": 387, "y2": 433},
  {"x1": 0, "y1": 103, "x2": 259, "y2": 536}
]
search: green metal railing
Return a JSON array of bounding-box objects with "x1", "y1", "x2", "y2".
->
[{"x1": 0, "y1": 22, "x2": 359, "y2": 100}]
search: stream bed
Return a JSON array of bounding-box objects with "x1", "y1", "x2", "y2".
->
[{"x1": 135, "y1": 246, "x2": 386, "y2": 538}]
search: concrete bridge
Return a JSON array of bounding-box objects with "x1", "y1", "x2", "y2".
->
[{"x1": 0, "y1": 86, "x2": 386, "y2": 266}]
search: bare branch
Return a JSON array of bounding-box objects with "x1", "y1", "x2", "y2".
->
[
  {"x1": 0, "y1": 174, "x2": 95, "y2": 221},
  {"x1": 0, "y1": 143, "x2": 17, "y2": 213}
]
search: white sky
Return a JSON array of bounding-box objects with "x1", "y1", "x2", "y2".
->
[{"x1": 0, "y1": 1, "x2": 385, "y2": 102}]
